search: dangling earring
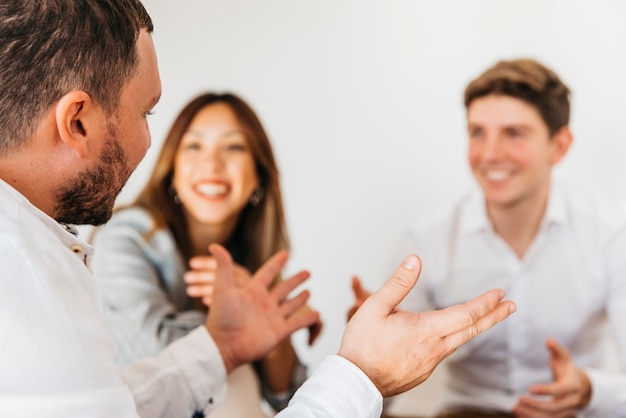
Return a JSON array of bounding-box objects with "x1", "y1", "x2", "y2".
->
[
  {"x1": 168, "y1": 182, "x2": 182, "y2": 205},
  {"x1": 249, "y1": 187, "x2": 265, "y2": 207}
]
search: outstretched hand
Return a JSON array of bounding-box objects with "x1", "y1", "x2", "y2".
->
[
  {"x1": 513, "y1": 338, "x2": 591, "y2": 417},
  {"x1": 338, "y1": 254, "x2": 516, "y2": 397},
  {"x1": 205, "y1": 244, "x2": 320, "y2": 373}
]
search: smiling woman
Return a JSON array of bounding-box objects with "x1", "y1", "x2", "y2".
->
[
  {"x1": 172, "y1": 102, "x2": 260, "y2": 250},
  {"x1": 89, "y1": 92, "x2": 322, "y2": 418}
]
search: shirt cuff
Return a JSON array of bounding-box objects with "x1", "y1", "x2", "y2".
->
[
  {"x1": 289, "y1": 355, "x2": 383, "y2": 417},
  {"x1": 172, "y1": 326, "x2": 228, "y2": 413},
  {"x1": 584, "y1": 367, "x2": 626, "y2": 416}
]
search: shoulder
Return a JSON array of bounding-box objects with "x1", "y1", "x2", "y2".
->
[
  {"x1": 396, "y1": 192, "x2": 478, "y2": 275},
  {"x1": 91, "y1": 206, "x2": 176, "y2": 255},
  {"x1": 403, "y1": 191, "x2": 476, "y2": 246},
  {"x1": 101, "y1": 206, "x2": 156, "y2": 234},
  {"x1": 557, "y1": 181, "x2": 626, "y2": 231},
  {"x1": 552, "y1": 181, "x2": 626, "y2": 255},
  {"x1": 89, "y1": 207, "x2": 185, "y2": 281}
]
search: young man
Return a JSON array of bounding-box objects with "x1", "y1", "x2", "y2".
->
[
  {"x1": 0, "y1": 1, "x2": 515, "y2": 417},
  {"x1": 390, "y1": 59, "x2": 626, "y2": 417}
]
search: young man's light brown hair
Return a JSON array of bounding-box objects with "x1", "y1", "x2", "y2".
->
[{"x1": 464, "y1": 58, "x2": 571, "y2": 135}]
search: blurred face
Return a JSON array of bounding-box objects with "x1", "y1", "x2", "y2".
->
[
  {"x1": 54, "y1": 30, "x2": 161, "y2": 225},
  {"x1": 173, "y1": 102, "x2": 259, "y2": 229},
  {"x1": 467, "y1": 95, "x2": 568, "y2": 210}
]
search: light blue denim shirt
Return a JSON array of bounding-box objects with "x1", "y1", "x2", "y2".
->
[{"x1": 90, "y1": 207, "x2": 205, "y2": 365}]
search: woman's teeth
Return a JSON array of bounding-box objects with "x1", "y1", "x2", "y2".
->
[{"x1": 197, "y1": 183, "x2": 228, "y2": 196}]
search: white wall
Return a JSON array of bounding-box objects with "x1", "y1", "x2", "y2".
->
[{"x1": 109, "y1": 0, "x2": 626, "y2": 410}]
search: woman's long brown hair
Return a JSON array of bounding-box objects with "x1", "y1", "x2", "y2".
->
[{"x1": 123, "y1": 92, "x2": 289, "y2": 273}]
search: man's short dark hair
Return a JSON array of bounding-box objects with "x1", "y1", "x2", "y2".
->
[{"x1": 0, "y1": 0, "x2": 153, "y2": 155}]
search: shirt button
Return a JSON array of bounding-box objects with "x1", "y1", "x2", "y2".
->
[{"x1": 70, "y1": 244, "x2": 84, "y2": 254}]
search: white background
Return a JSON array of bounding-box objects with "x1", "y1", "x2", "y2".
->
[{"x1": 106, "y1": 0, "x2": 626, "y2": 412}]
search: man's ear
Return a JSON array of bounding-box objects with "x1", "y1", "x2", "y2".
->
[
  {"x1": 55, "y1": 91, "x2": 105, "y2": 158},
  {"x1": 549, "y1": 126, "x2": 573, "y2": 166}
]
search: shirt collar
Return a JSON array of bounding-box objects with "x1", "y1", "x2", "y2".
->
[
  {"x1": 458, "y1": 180, "x2": 569, "y2": 236},
  {"x1": 0, "y1": 178, "x2": 94, "y2": 256},
  {"x1": 542, "y1": 181, "x2": 568, "y2": 228}
]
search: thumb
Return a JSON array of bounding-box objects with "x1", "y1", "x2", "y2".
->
[
  {"x1": 364, "y1": 254, "x2": 421, "y2": 316},
  {"x1": 209, "y1": 244, "x2": 235, "y2": 290},
  {"x1": 546, "y1": 338, "x2": 571, "y2": 381},
  {"x1": 351, "y1": 276, "x2": 371, "y2": 302}
]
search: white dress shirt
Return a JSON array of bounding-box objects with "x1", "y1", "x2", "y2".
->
[
  {"x1": 0, "y1": 179, "x2": 226, "y2": 417},
  {"x1": 395, "y1": 180, "x2": 626, "y2": 417},
  {"x1": 0, "y1": 179, "x2": 384, "y2": 417},
  {"x1": 279, "y1": 355, "x2": 383, "y2": 418}
]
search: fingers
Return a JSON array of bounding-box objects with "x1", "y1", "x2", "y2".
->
[
  {"x1": 186, "y1": 284, "x2": 214, "y2": 298},
  {"x1": 546, "y1": 338, "x2": 571, "y2": 363},
  {"x1": 528, "y1": 382, "x2": 565, "y2": 397},
  {"x1": 347, "y1": 275, "x2": 373, "y2": 322},
  {"x1": 287, "y1": 305, "x2": 323, "y2": 345},
  {"x1": 351, "y1": 276, "x2": 363, "y2": 298},
  {"x1": 209, "y1": 244, "x2": 234, "y2": 289},
  {"x1": 364, "y1": 254, "x2": 422, "y2": 315},
  {"x1": 232, "y1": 264, "x2": 253, "y2": 286},
  {"x1": 186, "y1": 255, "x2": 217, "y2": 286},
  {"x1": 188, "y1": 255, "x2": 217, "y2": 270},
  {"x1": 272, "y1": 270, "x2": 311, "y2": 301},
  {"x1": 441, "y1": 289, "x2": 516, "y2": 347},
  {"x1": 252, "y1": 250, "x2": 289, "y2": 288},
  {"x1": 279, "y1": 289, "x2": 311, "y2": 318},
  {"x1": 515, "y1": 394, "x2": 578, "y2": 418},
  {"x1": 352, "y1": 275, "x2": 373, "y2": 301},
  {"x1": 545, "y1": 338, "x2": 575, "y2": 384},
  {"x1": 184, "y1": 270, "x2": 215, "y2": 285},
  {"x1": 285, "y1": 300, "x2": 320, "y2": 335},
  {"x1": 531, "y1": 339, "x2": 591, "y2": 410},
  {"x1": 308, "y1": 320, "x2": 323, "y2": 345}
]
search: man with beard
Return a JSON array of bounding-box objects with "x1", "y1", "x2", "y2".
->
[
  {"x1": 0, "y1": 2, "x2": 319, "y2": 417},
  {"x1": 0, "y1": 1, "x2": 515, "y2": 417}
]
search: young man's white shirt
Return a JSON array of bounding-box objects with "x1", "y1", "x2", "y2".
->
[{"x1": 395, "y1": 179, "x2": 626, "y2": 417}]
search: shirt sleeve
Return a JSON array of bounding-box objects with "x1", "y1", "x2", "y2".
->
[
  {"x1": 261, "y1": 355, "x2": 308, "y2": 412},
  {"x1": 120, "y1": 326, "x2": 228, "y2": 418},
  {"x1": 276, "y1": 355, "x2": 383, "y2": 418},
  {"x1": 0, "y1": 249, "x2": 141, "y2": 418},
  {"x1": 583, "y1": 226, "x2": 626, "y2": 417},
  {"x1": 90, "y1": 211, "x2": 206, "y2": 364}
]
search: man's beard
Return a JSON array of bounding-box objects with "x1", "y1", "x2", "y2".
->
[{"x1": 53, "y1": 123, "x2": 132, "y2": 226}]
